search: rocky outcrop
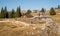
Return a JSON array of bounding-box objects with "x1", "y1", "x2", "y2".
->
[{"x1": 41, "y1": 18, "x2": 58, "y2": 36}]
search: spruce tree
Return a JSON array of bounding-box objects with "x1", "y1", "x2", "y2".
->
[
  {"x1": 4, "y1": 6, "x2": 9, "y2": 18},
  {"x1": 1, "y1": 7, "x2": 5, "y2": 18},
  {"x1": 40, "y1": 8, "x2": 45, "y2": 15},
  {"x1": 58, "y1": 5, "x2": 60, "y2": 9},
  {"x1": 25, "y1": 9, "x2": 32, "y2": 17},
  {"x1": 26, "y1": 9, "x2": 31, "y2": 15},
  {"x1": 50, "y1": 8, "x2": 56, "y2": 15},
  {"x1": 10, "y1": 9, "x2": 15, "y2": 18},
  {"x1": 0, "y1": 11, "x2": 1, "y2": 18},
  {"x1": 16, "y1": 6, "x2": 22, "y2": 18},
  {"x1": 5, "y1": 12, "x2": 9, "y2": 18},
  {"x1": 40, "y1": 8, "x2": 45, "y2": 12}
]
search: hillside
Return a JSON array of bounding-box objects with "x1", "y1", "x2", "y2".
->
[
  {"x1": 0, "y1": 8, "x2": 60, "y2": 36},
  {"x1": 45, "y1": 8, "x2": 60, "y2": 26},
  {"x1": 0, "y1": 15, "x2": 60, "y2": 36}
]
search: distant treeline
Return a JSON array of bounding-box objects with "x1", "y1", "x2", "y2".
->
[
  {"x1": 0, "y1": 5, "x2": 60, "y2": 18},
  {"x1": 0, "y1": 6, "x2": 22, "y2": 18}
]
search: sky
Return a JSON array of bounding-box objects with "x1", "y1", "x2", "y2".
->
[{"x1": 0, "y1": 0, "x2": 60, "y2": 11}]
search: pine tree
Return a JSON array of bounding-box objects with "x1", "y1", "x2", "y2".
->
[
  {"x1": 40, "y1": 8, "x2": 45, "y2": 12},
  {"x1": 1, "y1": 7, "x2": 5, "y2": 18},
  {"x1": 15, "y1": 6, "x2": 22, "y2": 18},
  {"x1": 5, "y1": 12, "x2": 9, "y2": 18},
  {"x1": 26, "y1": 9, "x2": 33, "y2": 17},
  {"x1": 40, "y1": 8, "x2": 45, "y2": 15},
  {"x1": 50, "y1": 8, "x2": 56, "y2": 15},
  {"x1": 58, "y1": 5, "x2": 60, "y2": 9},
  {"x1": 26, "y1": 9, "x2": 31, "y2": 15},
  {"x1": 10, "y1": 9, "x2": 15, "y2": 18},
  {"x1": 4, "y1": 6, "x2": 9, "y2": 18},
  {"x1": 0, "y1": 11, "x2": 1, "y2": 18},
  {"x1": 1, "y1": 6, "x2": 8, "y2": 18}
]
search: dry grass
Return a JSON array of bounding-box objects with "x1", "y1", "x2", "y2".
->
[
  {"x1": 45, "y1": 9, "x2": 60, "y2": 26},
  {"x1": 51, "y1": 15, "x2": 60, "y2": 26},
  {"x1": 0, "y1": 20, "x2": 43, "y2": 36},
  {"x1": 0, "y1": 9, "x2": 60, "y2": 36}
]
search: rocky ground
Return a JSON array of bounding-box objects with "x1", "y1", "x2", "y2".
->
[{"x1": 0, "y1": 17, "x2": 60, "y2": 36}]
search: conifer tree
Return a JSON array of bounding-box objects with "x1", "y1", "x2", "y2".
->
[
  {"x1": 15, "y1": 6, "x2": 22, "y2": 18},
  {"x1": 0, "y1": 11, "x2": 1, "y2": 18},
  {"x1": 10, "y1": 9, "x2": 15, "y2": 18},
  {"x1": 50, "y1": 8, "x2": 56, "y2": 15},
  {"x1": 26, "y1": 9, "x2": 31, "y2": 15},
  {"x1": 1, "y1": 7, "x2": 5, "y2": 18},
  {"x1": 40, "y1": 8, "x2": 45, "y2": 12},
  {"x1": 25, "y1": 9, "x2": 33, "y2": 17},
  {"x1": 5, "y1": 12, "x2": 9, "y2": 18},
  {"x1": 58, "y1": 5, "x2": 60, "y2": 9},
  {"x1": 4, "y1": 6, "x2": 9, "y2": 18},
  {"x1": 40, "y1": 8, "x2": 45, "y2": 15}
]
